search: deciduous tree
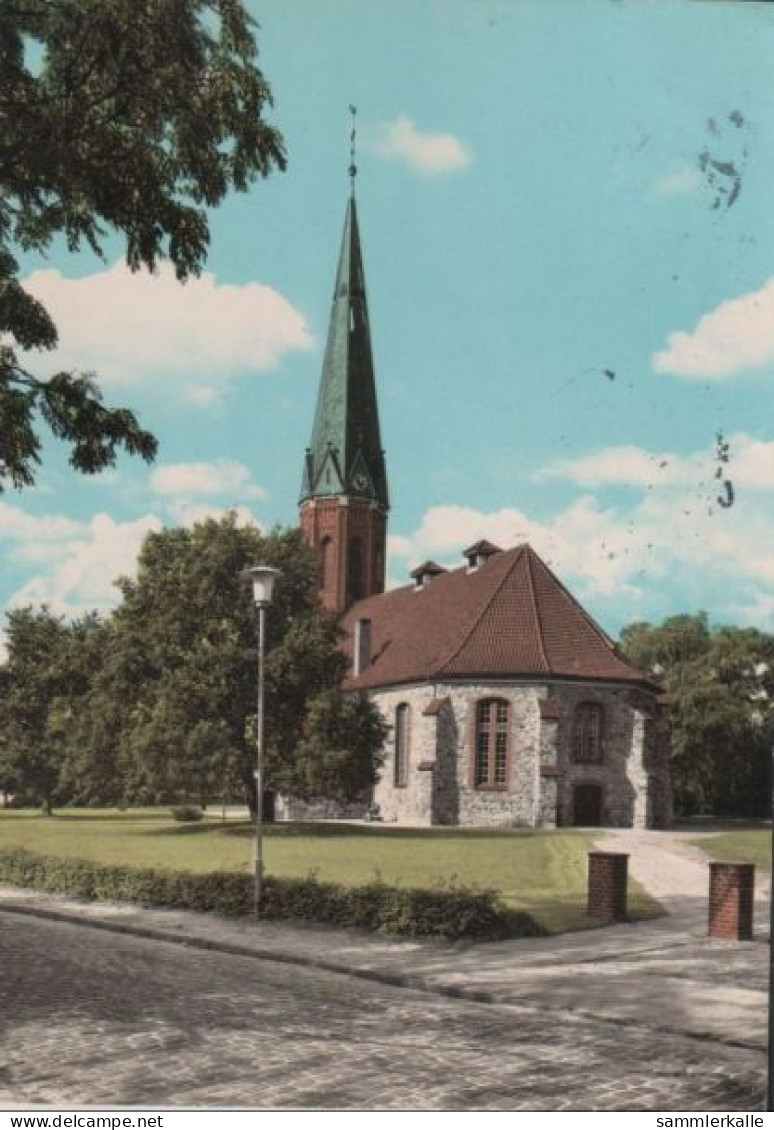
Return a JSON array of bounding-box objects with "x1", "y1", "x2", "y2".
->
[
  {"x1": 110, "y1": 516, "x2": 385, "y2": 811},
  {"x1": 0, "y1": 0, "x2": 284, "y2": 488},
  {"x1": 620, "y1": 614, "x2": 774, "y2": 816}
]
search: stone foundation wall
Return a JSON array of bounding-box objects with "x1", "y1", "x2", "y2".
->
[{"x1": 274, "y1": 795, "x2": 368, "y2": 822}]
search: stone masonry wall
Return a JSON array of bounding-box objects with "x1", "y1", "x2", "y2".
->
[
  {"x1": 372, "y1": 682, "x2": 546, "y2": 827},
  {"x1": 554, "y1": 683, "x2": 670, "y2": 829},
  {"x1": 370, "y1": 678, "x2": 670, "y2": 830},
  {"x1": 372, "y1": 686, "x2": 438, "y2": 825}
]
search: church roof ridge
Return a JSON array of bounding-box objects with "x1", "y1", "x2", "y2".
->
[{"x1": 524, "y1": 544, "x2": 551, "y2": 673}]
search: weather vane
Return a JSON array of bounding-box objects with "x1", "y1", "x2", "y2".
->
[{"x1": 349, "y1": 103, "x2": 357, "y2": 191}]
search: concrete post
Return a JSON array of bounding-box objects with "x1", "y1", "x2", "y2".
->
[
  {"x1": 587, "y1": 851, "x2": 629, "y2": 922},
  {"x1": 708, "y1": 861, "x2": 755, "y2": 941}
]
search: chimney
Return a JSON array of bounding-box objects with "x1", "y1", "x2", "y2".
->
[
  {"x1": 354, "y1": 618, "x2": 372, "y2": 676},
  {"x1": 409, "y1": 560, "x2": 447, "y2": 590}
]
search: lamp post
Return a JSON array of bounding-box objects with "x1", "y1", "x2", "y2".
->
[{"x1": 240, "y1": 565, "x2": 281, "y2": 916}]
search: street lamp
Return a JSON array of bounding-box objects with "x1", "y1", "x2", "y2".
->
[{"x1": 240, "y1": 564, "x2": 281, "y2": 915}]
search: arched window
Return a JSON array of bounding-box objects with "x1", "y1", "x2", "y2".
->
[
  {"x1": 394, "y1": 703, "x2": 410, "y2": 787},
  {"x1": 573, "y1": 702, "x2": 604, "y2": 764},
  {"x1": 348, "y1": 537, "x2": 364, "y2": 601},
  {"x1": 348, "y1": 535, "x2": 363, "y2": 601},
  {"x1": 473, "y1": 698, "x2": 509, "y2": 788},
  {"x1": 319, "y1": 536, "x2": 332, "y2": 590}
]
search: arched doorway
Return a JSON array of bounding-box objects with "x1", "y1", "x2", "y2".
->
[{"x1": 573, "y1": 783, "x2": 603, "y2": 827}]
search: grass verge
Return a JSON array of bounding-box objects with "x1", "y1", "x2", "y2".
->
[
  {"x1": 690, "y1": 826, "x2": 772, "y2": 870},
  {"x1": 0, "y1": 809, "x2": 662, "y2": 933}
]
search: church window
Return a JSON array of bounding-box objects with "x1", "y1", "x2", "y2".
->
[
  {"x1": 473, "y1": 699, "x2": 509, "y2": 788},
  {"x1": 573, "y1": 702, "x2": 604, "y2": 764},
  {"x1": 319, "y1": 537, "x2": 332, "y2": 591},
  {"x1": 394, "y1": 703, "x2": 410, "y2": 787},
  {"x1": 348, "y1": 537, "x2": 364, "y2": 601}
]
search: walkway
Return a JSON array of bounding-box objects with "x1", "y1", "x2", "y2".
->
[{"x1": 595, "y1": 826, "x2": 771, "y2": 930}]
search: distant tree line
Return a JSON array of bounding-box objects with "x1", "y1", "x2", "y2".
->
[
  {"x1": 0, "y1": 516, "x2": 385, "y2": 813},
  {"x1": 619, "y1": 613, "x2": 774, "y2": 818}
]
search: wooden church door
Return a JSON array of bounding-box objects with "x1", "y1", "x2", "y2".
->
[{"x1": 573, "y1": 783, "x2": 603, "y2": 826}]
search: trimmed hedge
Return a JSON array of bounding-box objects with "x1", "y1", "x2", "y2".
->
[
  {"x1": 0, "y1": 847, "x2": 544, "y2": 940},
  {"x1": 170, "y1": 805, "x2": 204, "y2": 822}
]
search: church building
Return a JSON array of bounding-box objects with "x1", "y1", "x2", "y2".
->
[{"x1": 297, "y1": 171, "x2": 671, "y2": 830}]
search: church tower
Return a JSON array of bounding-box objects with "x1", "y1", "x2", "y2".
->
[{"x1": 299, "y1": 138, "x2": 388, "y2": 615}]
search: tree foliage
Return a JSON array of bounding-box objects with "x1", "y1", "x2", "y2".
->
[
  {"x1": 0, "y1": 606, "x2": 104, "y2": 810},
  {"x1": 0, "y1": 517, "x2": 386, "y2": 812},
  {"x1": 0, "y1": 0, "x2": 285, "y2": 488},
  {"x1": 620, "y1": 613, "x2": 774, "y2": 816}
]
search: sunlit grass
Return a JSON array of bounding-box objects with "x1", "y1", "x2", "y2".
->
[
  {"x1": 690, "y1": 826, "x2": 772, "y2": 870},
  {"x1": 0, "y1": 808, "x2": 661, "y2": 933}
]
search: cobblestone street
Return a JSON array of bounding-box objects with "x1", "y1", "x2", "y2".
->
[{"x1": 0, "y1": 911, "x2": 765, "y2": 1111}]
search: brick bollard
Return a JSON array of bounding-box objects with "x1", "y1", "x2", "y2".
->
[
  {"x1": 707, "y1": 861, "x2": 755, "y2": 941},
  {"x1": 587, "y1": 851, "x2": 629, "y2": 922}
]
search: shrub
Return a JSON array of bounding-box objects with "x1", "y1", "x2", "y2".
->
[
  {"x1": 171, "y1": 805, "x2": 204, "y2": 822},
  {"x1": 0, "y1": 847, "x2": 544, "y2": 940}
]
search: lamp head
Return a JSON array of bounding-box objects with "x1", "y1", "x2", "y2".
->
[{"x1": 240, "y1": 565, "x2": 281, "y2": 606}]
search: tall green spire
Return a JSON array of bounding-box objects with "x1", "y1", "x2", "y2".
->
[{"x1": 300, "y1": 192, "x2": 388, "y2": 511}]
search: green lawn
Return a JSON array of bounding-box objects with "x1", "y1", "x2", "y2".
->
[
  {"x1": 0, "y1": 809, "x2": 661, "y2": 933},
  {"x1": 691, "y1": 826, "x2": 772, "y2": 870}
]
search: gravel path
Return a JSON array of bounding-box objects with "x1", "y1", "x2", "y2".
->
[{"x1": 594, "y1": 828, "x2": 771, "y2": 930}]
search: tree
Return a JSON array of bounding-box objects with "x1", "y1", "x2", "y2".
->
[
  {"x1": 0, "y1": 606, "x2": 103, "y2": 810},
  {"x1": 0, "y1": 0, "x2": 285, "y2": 488},
  {"x1": 108, "y1": 516, "x2": 385, "y2": 811},
  {"x1": 620, "y1": 614, "x2": 774, "y2": 816}
]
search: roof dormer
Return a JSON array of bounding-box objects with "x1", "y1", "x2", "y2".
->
[
  {"x1": 409, "y1": 560, "x2": 447, "y2": 590},
  {"x1": 463, "y1": 539, "x2": 502, "y2": 571}
]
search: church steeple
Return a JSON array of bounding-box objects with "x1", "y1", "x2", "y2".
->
[
  {"x1": 300, "y1": 194, "x2": 388, "y2": 512},
  {"x1": 299, "y1": 130, "x2": 389, "y2": 615}
]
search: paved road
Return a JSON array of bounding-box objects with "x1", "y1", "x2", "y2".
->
[{"x1": 0, "y1": 912, "x2": 765, "y2": 1111}]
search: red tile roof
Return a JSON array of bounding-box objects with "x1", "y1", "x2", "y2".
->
[{"x1": 340, "y1": 544, "x2": 656, "y2": 691}]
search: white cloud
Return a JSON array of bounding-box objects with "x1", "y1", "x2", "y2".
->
[
  {"x1": 7, "y1": 511, "x2": 162, "y2": 617},
  {"x1": 654, "y1": 163, "x2": 701, "y2": 196},
  {"x1": 536, "y1": 446, "x2": 694, "y2": 490},
  {"x1": 654, "y1": 278, "x2": 774, "y2": 379},
  {"x1": 163, "y1": 501, "x2": 261, "y2": 529},
  {"x1": 373, "y1": 117, "x2": 471, "y2": 176},
  {"x1": 538, "y1": 435, "x2": 774, "y2": 494},
  {"x1": 0, "y1": 501, "x2": 84, "y2": 544},
  {"x1": 149, "y1": 459, "x2": 267, "y2": 501},
  {"x1": 148, "y1": 459, "x2": 266, "y2": 529},
  {"x1": 183, "y1": 385, "x2": 222, "y2": 408},
  {"x1": 389, "y1": 437, "x2": 774, "y2": 629},
  {"x1": 388, "y1": 498, "x2": 644, "y2": 601},
  {"x1": 1, "y1": 490, "x2": 266, "y2": 629},
  {"x1": 18, "y1": 260, "x2": 313, "y2": 398}
]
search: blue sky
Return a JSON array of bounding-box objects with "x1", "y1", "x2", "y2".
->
[{"x1": 5, "y1": 0, "x2": 774, "y2": 639}]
